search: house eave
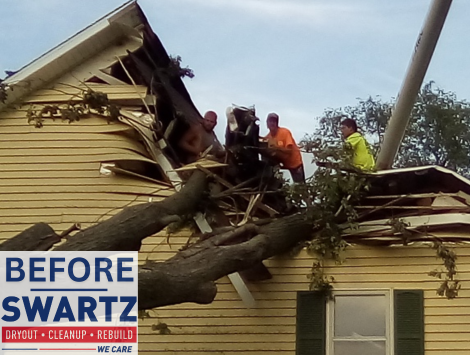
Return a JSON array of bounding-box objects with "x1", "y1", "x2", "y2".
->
[
  {"x1": 371, "y1": 165, "x2": 470, "y2": 188},
  {"x1": 0, "y1": 1, "x2": 143, "y2": 111}
]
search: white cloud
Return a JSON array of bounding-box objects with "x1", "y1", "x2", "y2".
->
[
  {"x1": 185, "y1": 76, "x2": 318, "y2": 140},
  {"x1": 145, "y1": 0, "x2": 382, "y2": 33}
]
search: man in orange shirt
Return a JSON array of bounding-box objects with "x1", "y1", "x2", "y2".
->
[{"x1": 264, "y1": 112, "x2": 305, "y2": 183}]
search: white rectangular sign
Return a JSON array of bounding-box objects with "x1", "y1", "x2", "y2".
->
[{"x1": 0, "y1": 251, "x2": 138, "y2": 355}]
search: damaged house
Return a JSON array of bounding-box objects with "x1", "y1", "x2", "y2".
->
[{"x1": 1, "y1": 2, "x2": 470, "y2": 355}]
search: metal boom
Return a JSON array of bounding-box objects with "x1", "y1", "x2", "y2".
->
[{"x1": 376, "y1": 0, "x2": 453, "y2": 170}]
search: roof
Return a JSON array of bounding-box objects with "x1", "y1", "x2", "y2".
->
[
  {"x1": 369, "y1": 165, "x2": 470, "y2": 195},
  {"x1": 1, "y1": 2, "x2": 142, "y2": 111},
  {"x1": 5, "y1": 1, "x2": 137, "y2": 83},
  {"x1": 1, "y1": 2, "x2": 173, "y2": 110},
  {"x1": 343, "y1": 165, "x2": 470, "y2": 245},
  {"x1": 8, "y1": 2, "x2": 143, "y2": 103}
]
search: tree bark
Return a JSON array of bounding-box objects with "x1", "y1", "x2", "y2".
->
[
  {"x1": 54, "y1": 170, "x2": 208, "y2": 251},
  {"x1": 3, "y1": 171, "x2": 314, "y2": 310},
  {"x1": 138, "y1": 214, "x2": 314, "y2": 309},
  {"x1": 0, "y1": 223, "x2": 61, "y2": 251}
]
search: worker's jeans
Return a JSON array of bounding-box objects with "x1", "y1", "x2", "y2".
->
[{"x1": 289, "y1": 164, "x2": 305, "y2": 183}]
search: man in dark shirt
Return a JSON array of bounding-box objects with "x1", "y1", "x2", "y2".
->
[{"x1": 179, "y1": 111, "x2": 224, "y2": 163}]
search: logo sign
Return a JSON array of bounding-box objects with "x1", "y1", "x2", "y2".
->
[{"x1": 0, "y1": 251, "x2": 138, "y2": 354}]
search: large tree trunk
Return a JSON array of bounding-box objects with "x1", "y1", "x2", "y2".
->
[
  {"x1": 55, "y1": 170, "x2": 208, "y2": 252},
  {"x1": 3, "y1": 171, "x2": 314, "y2": 309},
  {"x1": 0, "y1": 223, "x2": 61, "y2": 251},
  {"x1": 138, "y1": 214, "x2": 314, "y2": 309}
]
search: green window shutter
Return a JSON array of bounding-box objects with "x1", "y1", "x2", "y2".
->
[
  {"x1": 296, "y1": 291, "x2": 326, "y2": 355},
  {"x1": 394, "y1": 290, "x2": 424, "y2": 355}
]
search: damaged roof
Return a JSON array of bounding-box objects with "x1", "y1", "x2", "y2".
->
[{"x1": 344, "y1": 165, "x2": 470, "y2": 245}]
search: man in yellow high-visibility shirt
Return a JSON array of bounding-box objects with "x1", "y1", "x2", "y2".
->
[{"x1": 340, "y1": 118, "x2": 375, "y2": 171}]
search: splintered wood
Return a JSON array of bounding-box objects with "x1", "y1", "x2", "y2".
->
[{"x1": 343, "y1": 167, "x2": 470, "y2": 245}]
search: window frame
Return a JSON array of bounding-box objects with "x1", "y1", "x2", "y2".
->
[{"x1": 326, "y1": 289, "x2": 393, "y2": 355}]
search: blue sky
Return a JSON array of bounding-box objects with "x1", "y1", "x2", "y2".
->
[{"x1": 0, "y1": 0, "x2": 467, "y2": 176}]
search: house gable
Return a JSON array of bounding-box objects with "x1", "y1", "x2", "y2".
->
[{"x1": 3, "y1": 3, "x2": 470, "y2": 355}]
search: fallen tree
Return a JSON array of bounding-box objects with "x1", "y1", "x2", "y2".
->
[
  {"x1": 0, "y1": 171, "x2": 315, "y2": 309},
  {"x1": 1, "y1": 162, "x2": 463, "y2": 309}
]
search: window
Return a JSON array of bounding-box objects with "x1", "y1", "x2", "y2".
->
[
  {"x1": 328, "y1": 291, "x2": 390, "y2": 355},
  {"x1": 296, "y1": 290, "x2": 424, "y2": 355}
]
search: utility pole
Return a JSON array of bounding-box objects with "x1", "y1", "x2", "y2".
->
[{"x1": 375, "y1": 0, "x2": 453, "y2": 170}]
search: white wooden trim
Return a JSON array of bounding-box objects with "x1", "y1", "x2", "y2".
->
[
  {"x1": 343, "y1": 213, "x2": 470, "y2": 235},
  {"x1": 4, "y1": 1, "x2": 136, "y2": 85},
  {"x1": 92, "y1": 70, "x2": 130, "y2": 85}
]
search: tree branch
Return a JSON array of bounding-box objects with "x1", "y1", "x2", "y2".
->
[
  {"x1": 137, "y1": 214, "x2": 314, "y2": 309},
  {"x1": 0, "y1": 223, "x2": 62, "y2": 251},
  {"x1": 1, "y1": 173, "x2": 315, "y2": 310},
  {"x1": 54, "y1": 171, "x2": 208, "y2": 251}
]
